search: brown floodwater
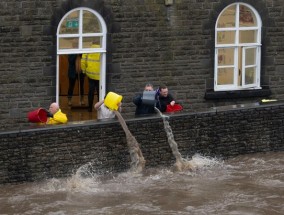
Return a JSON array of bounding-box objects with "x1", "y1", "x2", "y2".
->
[{"x1": 0, "y1": 152, "x2": 283, "y2": 215}]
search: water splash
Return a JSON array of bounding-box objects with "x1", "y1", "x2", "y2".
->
[
  {"x1": 114, "y1": 111, "x2": 146, "y2": 173},
  {"x1": 155, "y1": 107, "x2": 196, "y2": 172},
  {"x1": 66, "y1": 162, "x2": 100, "y2": 192},
  {"x1": 36, "y1": 178, "x2": 67, "y2": 193},
  {"x1": 1, "y1": 152, "x2": 283, "y2": 215}
]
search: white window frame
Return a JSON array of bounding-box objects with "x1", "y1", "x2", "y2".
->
[
  {"x1": 214, "y1": 3, "x2": 262, "y2": 91},
  {"x1": 56, "y1": 7, "x2": 107, "y2": 102},
  {"x1": 242, "y1": 46, "x2": 260, "y2": 88}
]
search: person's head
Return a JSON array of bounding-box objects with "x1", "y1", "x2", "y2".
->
[
  {"x1": 159, "y1": 85, "x2": 169, "y2": 97},
  {"x1": 49, "y1": 102, "x2": 60, "y2": 115},
  {"x1": 144, "y1": 83, "x2": 154, "y2": 91}
]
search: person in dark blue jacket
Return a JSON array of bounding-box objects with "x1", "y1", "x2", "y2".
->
[{"x1": 133, "y1": 83, "x2": 157, "y2": 116}]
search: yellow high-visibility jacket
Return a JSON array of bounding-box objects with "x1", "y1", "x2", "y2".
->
[
  {"x1": 47, "y1": 109, "x2": 68, "y2": 125},
  {"x1": 81, "y1": 44, "x2": 101, "y2": 80}
]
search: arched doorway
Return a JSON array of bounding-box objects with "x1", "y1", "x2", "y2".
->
[{"x1": 56, "y1": 7, "x2": 107, "y2": 121}]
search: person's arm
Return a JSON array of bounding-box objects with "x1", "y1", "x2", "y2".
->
[
  {"x1": 158, "y1": 99, "x2": 167, "y2": 112},
  {"x1": 117, "y1": 102, "x2": 122, "y2": 112},
  {"x1": 94, "y1": 100, "x2": 104, "y2": 110},
  {"x1": 168, "y1": 94, "x2": 175, "y2": 106},
  {"x1": 46, "y1": 111, "x2": 53, "y2": 118},
  {"x1": 133, "y1": 94, "x2": 142, "y2": 106}
]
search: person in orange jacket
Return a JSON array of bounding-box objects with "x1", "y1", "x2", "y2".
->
[{"x1": 46, "y1": 102, "x2": 68, "y2": 124}]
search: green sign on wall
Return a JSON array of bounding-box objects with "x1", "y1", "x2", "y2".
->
[{"x1": 66, "y1": 19, "x2": 79, "y2": 28}]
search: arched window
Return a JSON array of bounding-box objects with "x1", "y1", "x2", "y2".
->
[
  {"x1": 214, "y1": 3, "x2": 262, "y2": 91},
  {"x1": 56, "y1": 7, "x2": 107, "y2": 102}
]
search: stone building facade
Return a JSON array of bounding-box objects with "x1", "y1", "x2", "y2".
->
[{"x1": 1, "y1": 0, "x2": 284, "y2": 130}]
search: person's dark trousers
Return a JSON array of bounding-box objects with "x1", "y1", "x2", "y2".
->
[
  {"x1": 68, "y1": 73, "x2": 85, "y2": 99},
  {"x1": 88, "y1": 78, "x2": 99, "y2": 112},
  {"x1": 78, "y1": 73, "x2": 85, "y2": 96}
]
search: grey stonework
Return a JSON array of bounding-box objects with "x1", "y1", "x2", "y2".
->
[
  {"x1": 0, "y1": 0, "x2": 284, "y2": 130},
  {"x1": 0, "y1": 103, "x2": 283, "y2": 184}
]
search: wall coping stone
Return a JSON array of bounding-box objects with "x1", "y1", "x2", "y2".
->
[{"x1": 1, "y1": 101, "x2": 283, "y2": 135}]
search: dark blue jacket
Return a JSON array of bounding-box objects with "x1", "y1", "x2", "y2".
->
[{"x1": 133, "y1": 93, "x2": 156, "y2": 115}]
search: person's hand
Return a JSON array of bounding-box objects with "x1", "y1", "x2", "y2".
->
[
  {"x1": 46, "y1": 111, "x2": 53, "y2": 118},
  {"x1": 170, "y1": 101, "x2": 175, "y2": 106}
]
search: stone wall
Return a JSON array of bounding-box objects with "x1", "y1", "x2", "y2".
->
[
  {"x1": 1, "y1": 0, "x2": 284, "y2": 130},
  {"x1": 0, "y1": 103, "x2": 283, "y2": 184}
]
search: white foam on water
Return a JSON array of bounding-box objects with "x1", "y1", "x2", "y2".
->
[
  {"x1": 30, "y1": 152, "x2": 226, "y2": 198},
  {"x1": 250, "y1": 158, "x2": 266, "y2": 165},
  {"x1": 128, "y1": 203, "x2": 161, "y2": 213},
  {"x1": 46, "y1": 211, "x2": 66, "y2": 215},
  {"x1": 30, "y1": 162, "x2": 101, "y2": 194},
  {"x1": 146, "y1": 169, "x2": 174, "y2": 181},
  {"x1": 37, "y1": 178, "x2": 67, "y2": 193},
  {"x1": 7, "y1": 194, "x2": 28, "y2": 205},
  {"x1": 66, "y1": 162, "x2": 101, "y2": 192},
  {"x1": 257, "y1": 179, "x2": 284, "y2": 188},
  {"x1": 60, "y1": 154, "x2": 226, "y2": 195},
  {"x1": 189, "y1": 154, "x2": 224, "y2": 169}
]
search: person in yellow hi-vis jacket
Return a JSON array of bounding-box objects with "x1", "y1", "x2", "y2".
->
[
  {"x1": 81, "y1": 43, "x2": 101, "y2": 112},
  {"x1": 46, "y1": 102, "x2": 68, "y2": 124}
]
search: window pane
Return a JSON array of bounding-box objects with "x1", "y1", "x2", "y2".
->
[
  {"x1": 239, "y1": 5, "x2": 257, "y2": 27},
  {"x1": 59, "y1": 11, "x2": 79, "y2": 34},
  {"x1": 218, "y1": 48, "x2": 234, "y2": 66},
  {"x1": 82, "y1": 37, "x2": 101, "y2": 48},
  {"x1": 217, "y1": 68, "x2": 234, "y2": 85},
  {"x1": 58, "y1": 38, "x2": 79, "y2": 49},
  {"x1": 245, "y1": 67, "x2": 256, "y2": 85},
  {"x1": 245, "y1": 48, "x2": 256, "y2": 65},
  {"x1": 239, "y1": 30, "x2": 257, "y2": 43},
  {"x1": 217, "y1": 31, "x2": 235, "y2": 44},
  {"x1": 217, "y1": 5, "x2": 236, "y2": 28},
  {"x1": 83, "y1": 10, "x2": 101, "y2": 33}
]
